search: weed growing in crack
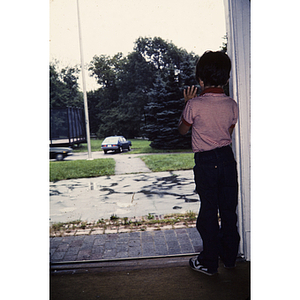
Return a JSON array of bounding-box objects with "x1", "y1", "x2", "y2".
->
[
  {"x1": 147, "y1": 213, "x2": 155, "y2": 220},
  {"x1": 110, "y1": 214, "x2": 119, "y2": 221}
]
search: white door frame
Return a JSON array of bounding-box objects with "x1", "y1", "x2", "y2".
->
[{"x1": 224, "y1": 0, "x2": 251, "y2": 261}]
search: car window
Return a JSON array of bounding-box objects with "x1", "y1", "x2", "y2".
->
[{"x1": 103, "y1": 137, "x2": 118, "y2": 144}]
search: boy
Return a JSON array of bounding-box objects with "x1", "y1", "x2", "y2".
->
[{"x1": 178, "y1": 51, "x2": 240, "y2": 276}]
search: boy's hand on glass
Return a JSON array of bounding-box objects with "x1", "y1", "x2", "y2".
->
[{"x1": 183, "y1": 85, "x2": 198, "y2": 104}]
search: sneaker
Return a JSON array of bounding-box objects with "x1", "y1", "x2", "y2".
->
[
  {"x1": 224, "y1": 264, "x2": 236, "y2": 269},
  {"x1": 189, "y1": 257, "x2": 218, "y2": 276}
]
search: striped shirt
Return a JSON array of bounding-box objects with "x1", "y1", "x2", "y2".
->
[{"x1": 182, "y1": 88, "x2": 238, "y2": 152}]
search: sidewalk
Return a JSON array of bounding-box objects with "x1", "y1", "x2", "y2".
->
[{"x1": 49, "y1": 169, "x2": 199, "y2": 225}]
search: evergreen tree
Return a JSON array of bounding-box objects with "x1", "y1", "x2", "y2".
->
[
  {"x1": 143, "y1": 67, "x2": 192, "y2": 149},
  {"x1": 138, "y1": 37, "x2": 198, "y2": 149}
]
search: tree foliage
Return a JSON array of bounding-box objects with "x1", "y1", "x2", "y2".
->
[
  {"x1": 50, "y1": 37, "x2": 218, "y2": 149},
  {"x1": 88, "y1": 50, "x2": 154, "y2": 138},
  {"x1": 49, "y1": 62, "x2": 83, "y2": 108},
  {"x1": 88, "y1": 37, "x2": 199, "y2": 149}
]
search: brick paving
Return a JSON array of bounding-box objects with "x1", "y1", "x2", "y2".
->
[{"x1": 50, "y1": 227, "x2": 203, "y2": 263}]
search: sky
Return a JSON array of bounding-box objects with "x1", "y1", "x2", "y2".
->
[{"x1": 50, "y1": 0, "x2": 226, "y2": 91}]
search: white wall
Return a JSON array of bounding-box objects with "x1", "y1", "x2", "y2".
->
[{"x1": 223, "y1": 0, "x2": 251, "y2": 261}]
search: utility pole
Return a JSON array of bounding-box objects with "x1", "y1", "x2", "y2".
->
[{"x1": 76, "y1": 0, "x2": 92, "y2": 159}]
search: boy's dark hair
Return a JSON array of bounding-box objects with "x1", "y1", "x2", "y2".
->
[{"x1": 195, "y1": 51, "x2": 231, "y2": 87}]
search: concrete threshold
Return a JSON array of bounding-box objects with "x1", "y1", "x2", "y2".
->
[{"x1": 51, "y1": 253, "x2": 196, "y2": 274}]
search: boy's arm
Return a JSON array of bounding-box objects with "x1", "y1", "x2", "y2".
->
[
  {"x1": 229, "y1": 124, "x2": 235, "y2": 136},
  {"x1": 178, "y1": 120, "x2": 191, "y2": 135},
  {"x1": 178, "y1": 85, "x2": 197, "y2": 135}
]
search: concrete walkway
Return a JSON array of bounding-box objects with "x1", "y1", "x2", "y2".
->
[
  {"x1": 50, "y1": 151, "x2": 199, "y2": 225},
  {"x1": 113, "y1": 153, "x2": 151, "y2": 175},
  {"x1": 50, "y1": 169, "x2": 199, "y2": 224},
  {"x1": 62, "y1": 150, "x2": 152, "y2": 174}
]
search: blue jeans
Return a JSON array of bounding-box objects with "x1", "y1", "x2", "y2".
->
[{"x1": 194, "y1": 145, "x2": 240, "y2": 271}]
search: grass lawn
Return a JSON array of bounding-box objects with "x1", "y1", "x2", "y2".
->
[
  {"x1": 50, "y1": 158, "x2": 115, "y2": 182},
  {"x1": 140, "y1": 153, "x2": 194, "y2": 172}
]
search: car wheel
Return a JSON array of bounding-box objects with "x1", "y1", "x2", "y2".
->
[
  {"x1": 118, "y1": 147, "x2": 123, "y2": 153},
  {"x1": 104, "y1": 150, "x2": 108, "y2": 154},
  {"x1": 56, "y1": 153, "x2": 64, "y2": 161},
  {"x1": 128, "y1": 146, "x2": 131, "y2": 151}
]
